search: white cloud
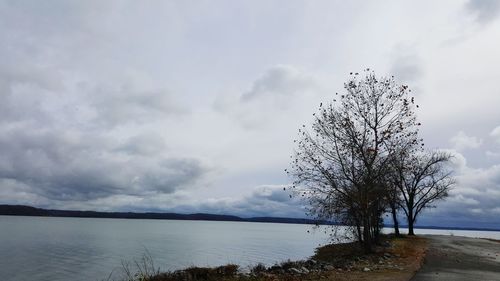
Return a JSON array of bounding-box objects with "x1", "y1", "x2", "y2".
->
[
  {"x1": 486, "y1": 150, "x2": 500, "y2": 158},
  {"x1": 449, "y1": 194, "x2": 479, "y2": 206},
  {"x1": 469, "y1": 208, "x2": 484, "y2": 214},
  {"x1": 490, "y1": 126, "x2": 500, "y2": 143},
  {"x1": 437, "y1": 149, "x2": 468, "y2": 172},
  {"x1": 449, "y1": 131, "x2": 483, "y2": 151}
]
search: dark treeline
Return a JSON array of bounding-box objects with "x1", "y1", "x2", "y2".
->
[
  {"x1": 0, "y1": 204, "x2": 333, "y2": 225},
  {"x1": 2, "y1": 204, "x2": 499, "y2": 232}
]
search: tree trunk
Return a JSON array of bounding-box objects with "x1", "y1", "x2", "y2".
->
[
  {"x1": 407, "y1": 200, "x2": 415, "y2": 236},
  {"x1": 408, "y1": 217, "x2": 415, "y2": 236},
  {"x1": 363, "y1": 218, "x2": 372, "y2": 253},
  {"x1": 356, "y1": 224, "x2": 362, "y2": 245},
  {"x1": 391, "y1": 205, "x2": 400, "y2": 236}
]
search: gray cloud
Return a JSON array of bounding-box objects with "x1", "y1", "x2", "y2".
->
[
  {"x1": 390, "y1": 47, "x2": 423, "y2": 84},
  {"x1": 0, "y1": 50, "x2": 204, "y2": 205},
  {"x1": 417, "y1": 150, "x2": 500, "y2": 229},
  {"x1": 173, "y1": 185, "x2": 306, "y2": 218},
  {"x1": 240, "y1": 65, "x2": 315, "y2": 103},
  {"x1": 465, "y1": 0, "x2": 500, "y2": 24},
  {"x1": 0, "y1": 126, "x2": 208, "y2": 202},
  {"x1": 115, "y1": 133, "x2": 167, "y2": 156},
  {"x1": 0, "y1": 1, "x2": 499, "y2": 228},
  {"x1": 0, "y1": 64, "x2": 63, "y2": 125},
  {"x1": 90, "y1": 83, "x2": 188, "y2": 128},
  {"x1": 214, "y1": 65, "x2": 322, "y2": 128},
  {"x1": 0, "y1": 5, "x2": 203, "y2": 206}
]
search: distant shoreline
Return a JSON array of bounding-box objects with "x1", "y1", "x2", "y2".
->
[
  {"x1": 1, "y1": 204, "x2": 499, "y2": 232},
  {"x1": 0, "y1": 204, "x2": 331, "y2": 225}
]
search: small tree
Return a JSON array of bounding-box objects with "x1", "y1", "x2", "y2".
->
[
  {"x1": 390, "y1": 150, "x2": 454, "y2": 235},
  {"x1": 288, "y1": 70, "x2": 420, "y2": 252}
]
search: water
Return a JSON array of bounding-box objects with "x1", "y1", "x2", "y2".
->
[
  {"x1": 397, "y1": 227, "x2": 500, "y2": 240},
  {"x1": 0, "y1": 216, "x2": 331, "y2": 281},
  {"x1": 1, "y1": 215, "x2": 499, "y2": 281}
]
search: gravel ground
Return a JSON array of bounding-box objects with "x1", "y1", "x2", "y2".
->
[{"x1": 411, "y1": 235, "x2": 500, "y2": 281}]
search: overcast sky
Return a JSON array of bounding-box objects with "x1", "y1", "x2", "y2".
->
[{"x1": 1, "y1": 0, "x2": 500, "y2": 228}]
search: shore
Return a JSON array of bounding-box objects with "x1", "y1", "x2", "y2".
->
[
  {"x1": 110, "y1": 235, "x2": 500, "y2": 281},
  {"x1": 412, "y1": 235, "x2": 500, "y2": 280},
  {"x1": 113, "y1": 235, "x2": 428, "y2": 281}
]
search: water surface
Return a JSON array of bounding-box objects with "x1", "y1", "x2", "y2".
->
[
  {"x1": 0, "y1": 216, "x2": 330, "y2": 281},
  {"x1": 1, "y1": 215, "x2": 499, "y2": 281}
]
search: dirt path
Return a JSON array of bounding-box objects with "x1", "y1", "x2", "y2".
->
[{"x1": 411, "y1": 235, "x2": 500, "y2": 281}]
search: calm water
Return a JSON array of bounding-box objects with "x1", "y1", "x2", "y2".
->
[
  {"x1": 1, "y1": 215, "x2": 499, "y2": 281},
  {"x1": 0, "y1": 216, "x2": 331, "y2": 281}
]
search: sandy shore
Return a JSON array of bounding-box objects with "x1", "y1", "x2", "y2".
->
[{"x1": 412, "y1": 235, "x2": 500, "y2": 281}]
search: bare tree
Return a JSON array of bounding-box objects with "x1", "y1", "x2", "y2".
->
[
  {"x1": 390, "y1": 150, "x2": 454, "y2": 235},
  {"x1": 384, "y1": 140, "x2": 421, "y2": 237},
  {"x1": 288, "y1": 70, "x2": 420, "y2": 252}
]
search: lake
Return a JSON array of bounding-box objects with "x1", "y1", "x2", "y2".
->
[{"x1": 1, "y1": 215, "x2": 499, "y2": 281}]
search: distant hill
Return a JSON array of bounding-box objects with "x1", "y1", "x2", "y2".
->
[
  {"x1": 0, "y1": 204, "x2": 330, "y2": 225},
  {"x1": 3, "y1": 205, "x2": 498, "y2": 232}
]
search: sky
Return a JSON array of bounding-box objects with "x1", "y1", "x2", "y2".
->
[{"x1": 1, "y1": 0, "x2": 500, "y2": 229}]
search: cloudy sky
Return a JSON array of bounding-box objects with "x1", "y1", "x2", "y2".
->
[{"x1": 1, "y1": 0, "x2": 500, "y2": 228}]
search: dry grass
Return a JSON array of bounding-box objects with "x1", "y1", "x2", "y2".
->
[
  {"x1": 278, "y1": 235, "x2": 428, "y2": 281},
  {"x1": 318, "y1": 235, "x2": 428, "y2": 281},
  {"x1": 148, "y1": 264, "x2": 239, "y2": 281}
]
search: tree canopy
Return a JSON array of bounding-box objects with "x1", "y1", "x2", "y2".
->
[{"x1": 288, "y1": 70, "x2": 453, "y2": 251}]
